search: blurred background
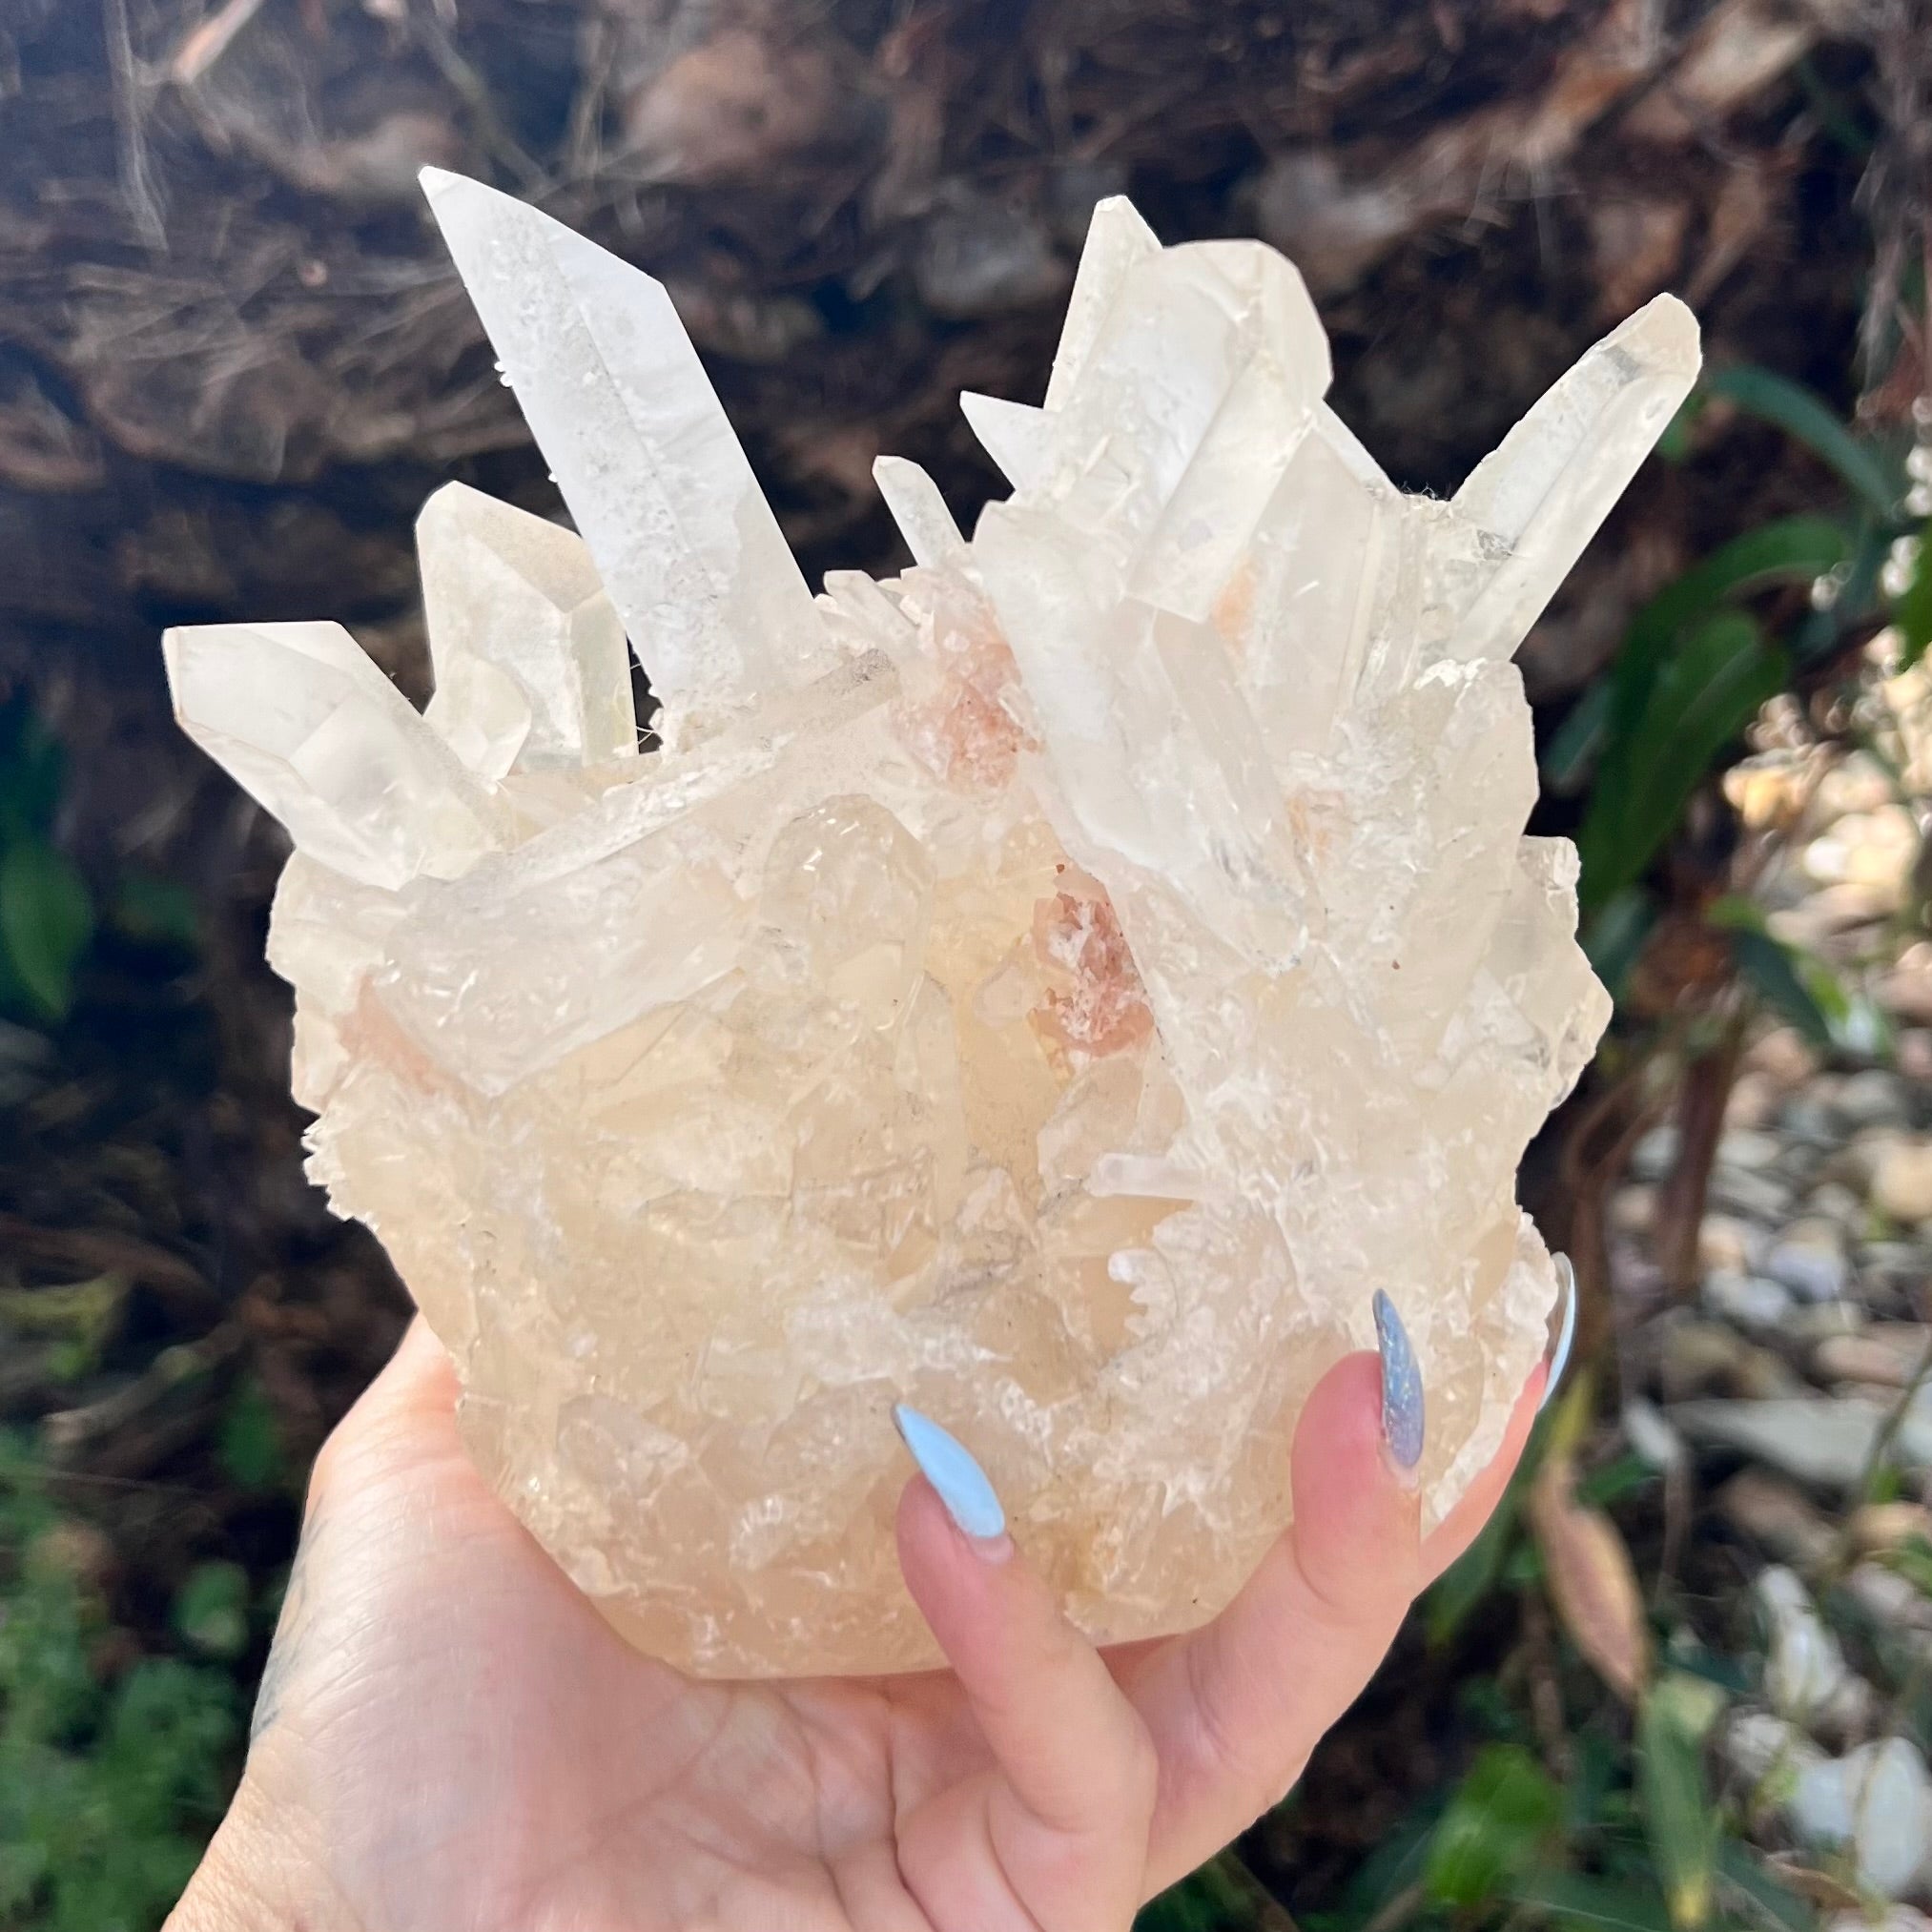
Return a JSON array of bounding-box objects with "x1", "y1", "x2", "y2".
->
[{"x1": 0, "y1": 0, "x2": 1930, "y2": 1926}]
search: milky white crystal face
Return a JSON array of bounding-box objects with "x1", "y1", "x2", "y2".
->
[{"x1": 165, "y1": 173, "x2": 1696, "y2": 1676}]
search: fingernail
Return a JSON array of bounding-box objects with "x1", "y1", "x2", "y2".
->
[
  {"x1": 1539, "y1": 1254, "x2": 1577, "y2": 1414},
  {"x1": 893, "y1": 1405, "x2": 1009, "y2": 1545},
  {"x1": 1373, "y1": 1290, "x2": 1425, "y2": 1478}
]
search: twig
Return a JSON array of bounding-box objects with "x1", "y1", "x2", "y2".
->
[
  {"x1": 0, "y1": 1213, "x2": 215, "y2": 1315},
  {"x1": 1358, "y1": 1879, "x2": 1426, "y2": 1932},
  {"x1": 167, "y1": 0, "x2": 265, "y2": 85},
  {"x1": 1222, "y1": 1849, "x2": 1303, "y2": 1932},
  {"x1": 1850, "y1": 1334, "x2": 1932, "y2": 1524},
  {"x1": 1654, "y1": 1003, "x2": 1748, "y2": 1296},
  {"x1": 103, "y1": 0, "x2": 166, "y2": 247},
  {"x1": 411, "y1": 12, "x2": 543, "y2": 190}
]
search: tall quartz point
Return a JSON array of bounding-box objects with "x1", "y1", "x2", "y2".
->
[{"x1": 163, "y1": 173, "x2": 1698, "y2": 1677}]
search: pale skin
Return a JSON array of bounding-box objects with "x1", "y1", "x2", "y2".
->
[{"x1": 169, "y1": 1319, "x2": 1545, "y2": 1932}]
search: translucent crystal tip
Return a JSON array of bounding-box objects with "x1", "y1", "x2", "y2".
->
[{"x1": 1614, "y1": 292, "x2": 1701, "y2": 375}]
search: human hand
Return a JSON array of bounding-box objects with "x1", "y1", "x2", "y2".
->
[{"x1": 171, "y1": 1304, "x2": 1550, "y2": 1932}]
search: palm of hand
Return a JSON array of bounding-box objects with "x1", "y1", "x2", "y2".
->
[{"x1": 189, "y1": 1322, "x2": 1540, "y2": 1932}]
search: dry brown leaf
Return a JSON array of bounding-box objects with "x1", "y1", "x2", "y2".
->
[{"x1": 1529, "y1": 1454, "x2": 1652, "y2": 1702}]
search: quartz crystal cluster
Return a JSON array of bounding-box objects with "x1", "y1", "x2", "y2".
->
[{"x1": 164, "y1": 171, "x2": 1698, "y2": 1676}]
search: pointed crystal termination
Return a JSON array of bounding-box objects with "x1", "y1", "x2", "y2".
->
[
  {"x1": 420, "y1": 169, "x2": 837, "y2": 739},
  {"x1": 1043, "y1": 195, "x2": 1161, "y2": 412},
  {"x1": 1235, "y1": 410, "x2": 1400, "y2": 760},
  {"x1": 419, "y1": 483, "x2": 636, "y2": 776},
  {"x1": 162, "y1": 621, "x2": 504, "y2": 890},
  {"x1": 959, "y1": 390, "x2": 1054, "y2": 493},
  {"x1": 969, "y1": 235, "x2": 1333, "y2": 624},
  {"x1": 872, "y1": 457, "x2": 965, "y2": 569},
  {"x1": 1123, "y1": 244, "x2": 1332, "y2": 620},
  {"x1": 1447, "y1": 294, "x2": 1701, "y2": 663}
]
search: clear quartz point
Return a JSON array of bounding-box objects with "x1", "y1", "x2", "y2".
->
[
  {"x1": 419, "y1": 483, "x2": 635, "y2": 774},
  {"x1": 165, "y1": 174, "x2": 1698, "y2": 1677},
  {"x1": 420, "y1": 168, "x2": 836, "y2": 744},
  {"x1": 163, "y1": 620, "x2": 504, "y2": 891}
]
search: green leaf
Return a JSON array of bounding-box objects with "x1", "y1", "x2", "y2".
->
[
  {"x1": 1702, "y1": 366, "x2": 1899, "y2": 519},
  {"x1": 1544, "y1": 683, "x2": 1613, "y2": 794},
  {"x1": 1795, "y1": 524, "x2": 1893, "y2": 664},
  {"x1": 216, "y1": 1378, "x2": 285, "y2": 1494},
  {"x1": 1703, "y1": 894, "x2": 1766, "y2": 934},
  {"x1": 1510, "y1": 1869, "x2": 1677, "y2": 1932},
  {"x1": 1574, "y1": 1452, "x2": 1661, "y2": 1510},
  {"x1": 0, "y1": 838, "x2": 92, "y2": 1023},
  {"x1": 1427, "y1": 1479, "x2": 1525, "y2": 1648},
  {"x1": 1580, "y1": 610, "x2": 1786, "y2": 910},
  {"x1": 172, "y1": 1560, "x2": 250, "y2": 1660},
  {"x1": 0, "y1": 1273, "x2": 127, "y2": 1348},
  {"x1": 1715, "y1": 1839, "x2": 1818, "y2": 1932},
  {"x1": 1881, "y1": 1533, "x2": 1932, "y2": 1597},
  {"x1": 1424, "y1": 1744, "x2": 1565, "y2": 1907},
  {"x1": 1730, "y1": 930, "x2": 1834, "y2": 1049},
  {"x1": 1730, "y1": 927, "x2": 1891, "y2": 1057},
  {"x1": 1655, "y1": 396, "x2": 1700, "y2": 464},
  {"x1": 0, "y1": 1273, "x2": 126, "y2": 1387},
  {"x1": 113, "y1": 871, "x2": 201, "y2": 952},
  {"x1": 1638, "y1": 1675, "x2": 1721, "y2": 1929},
  {"x1": 1582, "y1": 888, "x2": 1657, "y2": 1002},
  {"x1": 1133, "y1": 1856, "x2": 1253, "y2": 1932},
  {"x1": 1340, "y1": 1795, "x2": 1447, "y2": 1922},
  {"x1": 0, "y1": 701, "x2": 67, "y2": 843},
  {"x1": 1619, "y1": 515, "x2": 1847, "y2": 707},
  {"x1": 1895, "y1": 520, "x2": 1932, "y2": 670}
]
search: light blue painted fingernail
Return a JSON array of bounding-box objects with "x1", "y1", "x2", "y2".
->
[
  {"x1": 893, "y1": 1405, "x2": 1007, "y2": 1542},
  {"x1": 1540, "y1": 1254, "x2": 1577, "y2": 1413},
  {"x1": 1373, "y1": 1290, "x2": 1425, "y2": 1475}
]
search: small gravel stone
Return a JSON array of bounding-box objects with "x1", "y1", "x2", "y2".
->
[
  {"x1": 1804, "y1": 1181, "x2": 1864, "y2": 1224},
  {"x1": 1716, "y1": 1468, "x2": 1838, "y2": 1568},
  {"x1": 1757, "y1": 1565, "x2": 1855, "y2": 1723},
  {"x1": 1844, "y1": 1126, "x2": 1909, "y2": 1190},
  {"x1": 1700, "y1": 1214, "x2": 1766, "y2": 1276},
  {"x1": 1610, "y1": 1185, "x2": 1656, "y2": 1236},
  {"x1": 1792, "y1": 1737, "x2": 1932, "y2": 1897},
  {"x1": 1876, "y1": 1140, "x2": 1932, "y2": 1225},
  {"x1": 1783, "y1": 1302, "x2": 1866, "y2": 1345},
  {"x1": 1850, "y1": 1502, "x2": 1932, "y2": 1556},
  {"x1": 1710, "y1": 1166, "x2": 1796, "y2": 1223},
  {"x1": 1840, "y1": 1069, "x2": 1913, "y2": 1132},
  {"x1": 1726, "y1": 1071, "x2": 1783, "y2": 1130},
  {"x1": 1719, "y1": 1128, "x2": 1784, "y2": 1171},
  {"x1": 1621, "y1": 1397, "x2": 1687, "y2": 1473},
  {"x1": 1778, "y1": 1141, "x2": 1826, "y2": 1186},
  {"x1": 1860, "y1": 1243, "x2": 1932, "y2": 1294},
  {"x1": 1671, "y1": 1396, "x2": 1932, "y2": 1490},
  {"x1": 1847, "y1": 1561, "x2": 1932, "y2": 1634},
  {"x1": 1722, "y1": 1708, "x2": 1823, "y2": 1784},
  {"x1": 1816, "y1": 1328, "x2": 1928, "y2": 1389},
  {"x1": 1659, "y1": 1320, "x2": 1749, "y2": 1401},
  {"x1": 1781, "y1": 1096, "x2": 1843, "y2": 1147},
  {"x1": 1766, "y1": 1220, "x2": 1853, "y2": 1303},
  {"x1": 1703, "y1": 1270, "x2": 1795, "y2": 1329},
  {"x1": 1633, "y1": 1124, "x2": 1681, "y2": 1182}
]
